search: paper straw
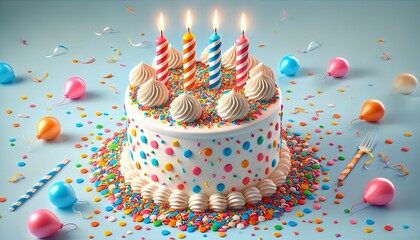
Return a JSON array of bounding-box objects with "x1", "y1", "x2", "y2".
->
[{"x1": 9, "y1": 158, "x2": 70, "y2": 212}]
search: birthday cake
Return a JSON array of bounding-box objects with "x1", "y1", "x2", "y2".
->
[{"x1": 117, "y1": 43, "x2": 291, "y2": 212}]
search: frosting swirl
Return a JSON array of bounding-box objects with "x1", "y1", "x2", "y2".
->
[
  {"x1": 221, "y1": 44, "x2": 236, "y2": 69},
  {"x1": 248, "y1": 55, "x2": 260, "y2": 72},
  {"x1": 153, "y1": 186, "x2": 172, "y2": 205},
  {"x1": 249, "y1": 62, "x2": 275, "y2": 80},
  {"x1": 243, "y1": 186, "x2": 262, "y2": 204},
  {"x1": 141, "y1": 183, "x2": 159, "y2": 200},
  {"x1": 257, "y1": 179, "x2": 277, "y2": 197},
  {"x1": 169, "y1": 93, "x2": 202, "y2": 123},
  {"x1": 188, "y1": 194, "x2": 209, "y2": 212},
  {"x1": 217, "y1": 90, "x2": 249, "y2": 121},
  {"x1": 123, "y1": 169, "x2": 140, "y2": 185},
  {"x1": 244, "y1": 72, "x2": 277, "y2": 101},
  {"x1": 153, "y1": 44, "x2": 183, "y2": 69},
  {"x1": 137, "y1": 78, "x2": 169, "y2": 107},
  {"x1": 208, "y1": 193, "x2": 228, "y2": 212},
  {"x1": 269, "y1": 170, "x2": 287, "y2": 187},
  {"x1": 169, "y1": 190, "x2": 189, "y2": 210},
  {"x1": 200, "y1": 45, "x2": 210, "y2": 65},
  {"x1": 130, "y1": 177, "x2": 149, "y2": 193},
  {"x1": 129, "y1": 61, "x2": 156, "y2": 87},
  {"x1": 227, "y1": 191, "x2": 245, "y2": 209}
]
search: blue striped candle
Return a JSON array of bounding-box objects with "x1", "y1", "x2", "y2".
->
[{"x1": 209, "y1": 10, "x2": 222, "y2": 89}]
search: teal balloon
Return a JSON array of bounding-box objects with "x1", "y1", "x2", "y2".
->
[
  {"x1": 49, "y1": 182, "x2": 77, "y2": 208},
  {"x1": 0, "y1": 62, "x2": 15, "y2": 84},
  {"x1": 280, "y1": 55, "x2": 300, "y2": 76}
]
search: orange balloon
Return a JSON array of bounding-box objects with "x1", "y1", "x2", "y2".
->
[
  {"x1": 36, "y1": 116, "x2": 61, "y2": 140},
  {"x1": 359, "y1": 99, "x2": 385, "y2": 122}
]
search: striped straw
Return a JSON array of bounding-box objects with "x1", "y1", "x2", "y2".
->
[{"x1": 9, "y1": 158, "x2": 70, "y2": 212}]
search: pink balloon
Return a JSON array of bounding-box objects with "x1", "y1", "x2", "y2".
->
[
  {"x1": 327, "y1": 57, "x2": 349, "y2": 78},
  {"x1": 64, "y1": 76, "x2": 86, "y2": 99},
  {"x1": 363, "y1": 177, "x2": 395, "y2": 206},
  {"x1": 27, "y1": 209, "x2": 63, "y2": 238}
]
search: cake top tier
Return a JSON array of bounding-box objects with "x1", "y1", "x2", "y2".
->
[{"x1": 127, "y1": 45, "x2": 281, "y2": 128}]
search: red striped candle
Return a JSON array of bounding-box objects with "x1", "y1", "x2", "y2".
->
[
  {"x1": 236, "y1": 13, "x2": 249, "y2": 88},
  {"x1": 183, "y1": 10, "x2": 196, "y2": 90},
  {"x1": 156, "y1": 13, "x2": 169, "y2": 85}
]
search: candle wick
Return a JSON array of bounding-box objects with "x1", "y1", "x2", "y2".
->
[
  {"x1": 160, "y1": 30, "x2": 163, "y2": 37},
  {"x1": 214, "y1": 28, "x2": 217, "y2": 33},
  {"x1": 188, "y1": 27, "x2": 191, "y2": 33},
  {"x1": 242, "y1": 30, "x2": 245, "y2": 37}
]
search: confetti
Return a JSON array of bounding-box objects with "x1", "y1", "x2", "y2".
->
[
  {"x1": 72, "y1": 58, "x2": 96, "y2": 64},
  {"x1": 378, "y1": 153, "x2": 390, "y2": 167},
  {"x1": 258, "y1": 44, "x2": 266, "y2": 47},
  {"x1": 17, "y1": 114, "x2": 30, "y2": 118},
  {"x1": 290, "y1": 107, "x2": 308, "y2": 114},
  {"x1": 128, "y1": 36, "x2": 151, "y2": 47},
  {"x1": 8, "y1": 173, "x2": 24, "y2": 183},
  {"x1": 32, "y1": 72, "x2": 49, "y2": 82},
  {"x1": 45, "y1": 45, "x2": 68, "y2": 58},
  {"x1": 382, "y1": 53, "x2": 390, "y2": 61},
  {"x1": 297, "y1": 41, "x2": 321, "y2": 53},
  {"x1": 108, "y1": 85, "x2": 118, "y2": 94},
  {"x1": 392, "y1": 164, "x2": 409, "y2": 175},
  {"x1": 403, "y1": 132, "x2": 412, "y2": 137},
  {"x1": 94, "y1": 27, "x2": 115, "y2": 36},
  {"x1": 125, "y1": 6, "x2": 136, "y2": 12},
  {"x1": 19, "y1": 37, "x2": 29, "y2": 45},
  {"x1": 106, "y1": 48, "x2": 120, "y2": 63},
  {"x1": 377, "y1": 39, "x2": 384, "y2": 43},
  {"x1": 102, "y1": 74, "x2": 113, "y2": 79},
  {"x1": 280, "y1": 8, "x2": 287, "y2": 21}
]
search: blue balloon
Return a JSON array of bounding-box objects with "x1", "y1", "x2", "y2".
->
[
  {"x1": 49, "y1": 182, "x2": 77, "y2": 208},
  {"x1": 279, "y1": 55, "x2": 300, "y2": 76},
  {"x1": 0, "y1": 63, "x2": 15, "y2": 84}
]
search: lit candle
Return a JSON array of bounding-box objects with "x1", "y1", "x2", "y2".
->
[
  {"x1": 208, "y1": 10, "x2": 222, "y2": 90},
  {"x1": 235, "y1": 13, "x2": 249, "y2": 88},
  {"x1": 183, "y1": 10, "x2": 196, "y2": 90},
  {"x1": 156, "y1": 12, "x2": 169, "y2": 86}
]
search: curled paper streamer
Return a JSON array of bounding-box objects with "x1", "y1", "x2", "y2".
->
[
  {"x1": 362, "y1": 151, "x2": 375, "y2": 169},
  {"x1": 9, "y1": 173, "x2": 24, "y2": 183},
  {"x1": 128, "y1": 36, "x2": 151, "y2": 47},
  {"x1": 72, "y1": 58, "x2": 96, "y2": 64},
  {"x1": 378, "y1": 153, "x2": 390, "y2": 167},
  {"x1": 108, "y1": 85, "x2": 118, "y2": 94},
  {"x1": 106, "y1": 48, "x2": 120, "y2": 63},
  {"x1": 45, "y1": 45, "x2": 68, "y2": 58},
  {"x1": 297, "y1": 41, "x2": 321, "y2": 53},
  {"x1": 94, "y1": 27, "x2": 115, "y2": 36},
  {"x1": 33, "y1": 72, "x2": 49, "y2": 82},
  {"x1": 382, "y1": 53, "x2": 390, "y2": 61},
  {"x1": 19, "y1": 38, "x2": 29, "y2": 45},
  {"x1": 393, "y1": 164, "x2": 409, "y2": 176}
]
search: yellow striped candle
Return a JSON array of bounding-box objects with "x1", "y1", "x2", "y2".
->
[{"x1": 183, "y1": 10, "x2": 196, "y2": 90}]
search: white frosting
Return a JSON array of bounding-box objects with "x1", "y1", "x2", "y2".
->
[
  {"x1": 243, "y1": 187, "x2": 262, "y2": 204},
  {"x1": 269, "y1": 170, "x2": 287, "y2": 187},
  {"x1": 169, "y1": 190, "x2": 189, "y2": 210},
  {"x1": 248, "y1": 55, "x2": 260, "y2": 72},
  {"x1": 217, "y1": 91, "x2": 249, "y2": 121},
  {"x1": 153, "y1": 186, "x2": 172, "y2": 205},
  {"x1": 208, "y1": 193, "x2": 228, "y2": 212},
  {"x1": 200, "y1": 45, "x2": 210, "y2": 65},
  {"x1": 257, "y1": 179, "x2": 277, "y2": 197},
  {"x1": 129, "y1": 62, "x2": 156, "y2": 87},
  {"x1": 119, "y1": 145, "x2": 134, "y2": 176},
  {"x1": 188, "y1": 194, "x2": 209, "y2": 212},
  {"x1": 130, "y1": 177, "x2": 149, "y2": 193},
  {"x1": 137, "y1": 78, "x2": 169, "y2": 107},
  {"x1": 123, "y1": 170, "x2": 140, "y2": 185},
  {"x1": 221, "y1": 44, "x2": 236, "y2": 69},
  {"x1": 227, "y1": 191, "x2": 245, "y2": 209},
  {"x1": 249, "y1": 62, "x2": 275, "y2": 80},
  {"x1": 141, "y1": 183, "x2": 159, "y2": 200},
  {"x1": 169, "y1": 93, "x2": 202, "y2": 123},
  {"x1": 153, "y1": 44, "x2": 183, "y2": 69},
  {"x1": 244, "y1": 72, "x2": 277, "y2": 101}
]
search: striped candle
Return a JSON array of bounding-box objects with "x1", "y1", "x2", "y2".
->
[
  {"x1": 235, "y1": 13, "x2": 249, "y2": 88},
  {"x1": 183, "y1": 10, "x2": 196, "y2": 90},
  {"x1": 9, "y1": 158, "x2": 70, "y2": 212},
  {"x1": 208, "y1": 10, "x2": 222, "y2": 90},
  {"x1": 156, "y1": 13, "x2": 169, "y2": 85}
]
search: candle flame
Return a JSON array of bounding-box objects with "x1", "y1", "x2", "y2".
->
[
  {"x1": 213, "y1": 10, "x2": 219, "y2": 32},
  {"x1": 241, "y1": 13, "x2": 246, "y2": 34},
  {"x1": 186, "y1": 10, "x2": 192, "y2": 31},
  {"x1": 159, "y1": 12, "x2": 164, "y2": 33}
]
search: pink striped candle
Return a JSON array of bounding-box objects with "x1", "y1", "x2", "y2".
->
[
  {"x1": 183, "y1": 10, "x2": 196, "y2": 90},
  {"x1": 156, "y1": 13, "x2": 169, "y2": 86},
  {"x1": 235, "y1": 13, "x2": 249, "y2": 88}
]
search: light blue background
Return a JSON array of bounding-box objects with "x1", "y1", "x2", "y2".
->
[{"x1": 1, "y1": 0, "x2": 419, "y2": 239}]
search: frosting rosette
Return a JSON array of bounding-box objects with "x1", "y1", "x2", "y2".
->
[
  {"x1": 169, "y1": 93, "x2": 202, "y2": 123},
  {"x1": 249, "y1": 62, "x2": 275, "y2": 80},
  {"x1": 200, "y1": 45, "x2": 210, "y2": 65},
  {"x1": 244, "y1": 72, "x2": 277, "y2": 101},
  {"x1": 129, "y1": 61, "x2": 156, "y2": 87},
  {"x1": 137, "y1": 78, "x2": 169, "y2": 107},
  {"x1": 217, "y1": 90, "x2": 249, "y2": 121},
  {"x1": 221, "y1": 44, "x2": 236, "y2": 69},
  {"x1": 247, "y1": 55, "x2": 260, "y2": 72},
  {"x1": 153, "y1": 44, "x2": 182, "y2": 69}
]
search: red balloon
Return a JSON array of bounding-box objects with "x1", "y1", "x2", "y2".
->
[
  {"x1": 27, "y1": 209, "x2": 63, "y2": 238},
  {"x1": 363, "y1": 178, "x2": 395, "y2": 206},
  {"x1": 359, "y1": 99, "x2": 385, "y2": 122}
]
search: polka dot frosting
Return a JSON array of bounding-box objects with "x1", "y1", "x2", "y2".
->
[
  {"x1": 223, "y1": 148, "x2": 232, "y2": 157},
  {"x1": 184, "y1": 149, "x2": 193, "y2": 158}
]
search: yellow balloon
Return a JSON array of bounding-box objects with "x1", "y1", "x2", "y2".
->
[{"x1": 36, "y1": 116, "x2": 61, "y2": 140}]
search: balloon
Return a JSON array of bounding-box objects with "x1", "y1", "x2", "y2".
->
[
  {"x1": 280, "y1": 55, "x2": 300, "y2": 76},
  {"x1": 36, "y1": 116, "x2": 61, "y2": 140},
  {"x1": 0, "y1": 62, "x2": 15, "y2": 84},
  {"x1": 27, "y1": 209, "x2": 63, "y2": 238},
  {"x1": 393, "y1": 73, "x2": 417, "y2": 94},
  {"x1": 49, "y1": 182, "x2": 77, "y2": 208},
  {"x1": 363, "y1": 177, "x2": 395, "y2": 206},
  {"x1": 64, "y1": 76, "x2": 86, "y2": 99},
  {"x1": 359, "y1": 99, "x2": 385, "y2": 122},
  {"x1": 327, "y1": 57, "x2": 349, "y2": 78}
]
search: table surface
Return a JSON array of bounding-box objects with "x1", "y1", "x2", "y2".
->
[{"x1": 1, "y1": 0, "x2": 419, "y2": 239}]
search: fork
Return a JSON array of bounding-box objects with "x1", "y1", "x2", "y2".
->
[{"x1": 338, "y1": 132, "x2": 377, "y2": 182}]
